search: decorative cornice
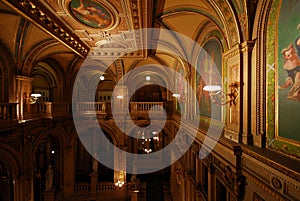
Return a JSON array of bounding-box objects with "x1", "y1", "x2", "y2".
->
[
  {"x1": 3, "y1": 0, "x2": 89, "y2": 58},
  {"x1": 223, "y1": 45, "x2": 241, "y2": 60},
  {"x1": 246, "y1": 173, "x2": 290, "y2": 201},
  {"x1": 243, "y1": 148, "x2": 300, "y2": 182}
]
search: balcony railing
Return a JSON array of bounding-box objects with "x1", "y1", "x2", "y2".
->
[
  {"x1": 130, "y1": 102, "x2": 171, "y2": 113},
  {"x1": 0, "y1": 103, "x2": 18, "y2": 128},
  {"x1": 22, "y1": 102, "x2": 71, "y2": 120},
  {"x1": 74, "y1": 182, "x2": 122, "y2": 193},
  {"x1": 74, "y1": 183, "x2": 91, "y2": 193},
  {"x1": 75, "y1": 102, "x2": 111, "y2": 114},
  {"x1": 0, "y1": 101, "x2": 173, "y2": 125},
  {"x1": 36, "y1": 102, "x2": 71, "y2": 118}
]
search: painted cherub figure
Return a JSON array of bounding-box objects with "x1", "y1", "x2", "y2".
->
[
  {"x1": 72, "y1": 0, "x2": 111, "y2": 27},
  {"x1": 279, "y1": 44, "x2": 300, "y2": 101}
]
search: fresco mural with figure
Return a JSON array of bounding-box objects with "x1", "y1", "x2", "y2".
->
[
  {"x1": 196, "y1": 39, "x2": 222, "y2": 120},
  {"x1": 70, "y1": 0, "x2": 113, "y2": 28},
  {"x1": 277, "y1": 0, "x2": 300, "y2": 142},
  {"x1": 174, "y1": 62, "x2": 185, "y2": 113}
]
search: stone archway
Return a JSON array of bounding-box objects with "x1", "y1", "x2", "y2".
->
[
  {"x1": 73, "y1": 128, "x2": 115, "y2": 183},
  {"x1": 0, "y1": 145, "x2": 22, "y2": 201},
  {"x1": 0, "y1": 160, "x2": 13, "y2": 201}
]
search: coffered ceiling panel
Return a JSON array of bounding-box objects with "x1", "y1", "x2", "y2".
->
[{"x1": 38, "y1": 0, "x2": 152, "y2": 58}]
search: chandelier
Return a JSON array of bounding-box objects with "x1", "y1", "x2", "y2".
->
[{"x1": 137, "y1": 128, "x2": 160, "y2": 154}]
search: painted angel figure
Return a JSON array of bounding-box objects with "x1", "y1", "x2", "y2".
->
[{"x1": 279, "y1": 44, "x2": 300, "y2": 101}]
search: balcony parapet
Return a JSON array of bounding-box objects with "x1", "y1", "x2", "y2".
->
[
  {"x1": 0, "y1": 103, "x2": 18, "y2": 128},
  {"x1": 74, "y1": 182, "x2": 124, "y2": 194},
  {"x1": 73, "y1": 101, "x2": 173, "y2": 120},
  {"x1": 22, "y1": 102, "x2": 71, "y2": 120}
]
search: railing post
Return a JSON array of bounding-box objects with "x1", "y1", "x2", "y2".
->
[{"x1": 90, "y1": 172, "x2": 98, "y2": 198}]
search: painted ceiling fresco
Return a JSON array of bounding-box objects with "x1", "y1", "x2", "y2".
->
[{"x1": 70, "y1": 0, "x2": 113, "y2": 29}]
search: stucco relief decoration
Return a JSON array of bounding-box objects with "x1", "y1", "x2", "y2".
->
[
  {"x1": 271, "y1": 177, "x2": 283, "y2": 191},
  {"x1": 70, "y1": 0, "x2": 115, "y2": 29}
]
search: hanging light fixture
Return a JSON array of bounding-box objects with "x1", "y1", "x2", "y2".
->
[
  {"x1": 24, "y1": 93, "x2": 42, "y2": 104},
  {"x1": 137, "y1": 128, "x2": 160, "y2": 154}
]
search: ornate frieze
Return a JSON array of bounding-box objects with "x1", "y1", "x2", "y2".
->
[
  {"x1": 243, "y1": 148, "x2": 300, "y2": 184},
  {"x1": 247, "y1": 173, "x2": 289, "y2": 201},
  {"x1": 3, "y1": 0, "x2": 89, "y2": 57},
  {"x1": 214, "y1": 0, "x2": 239, "y2": 46}
]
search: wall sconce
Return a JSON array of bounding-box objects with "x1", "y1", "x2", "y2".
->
[
  {"x1": 172, "y1": 93, "x2": 187, "y2": 103},
  {"x1": 24, "y1": 93, "x2": 41, "y2": 104},
  {"x1": 203, "y1": 82, "x2": 239, "y2": 106}
]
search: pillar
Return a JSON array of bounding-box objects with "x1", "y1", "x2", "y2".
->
[
  {"x1": 15, "y1": 76, "x2": 33, "y2": 120},
  {"x1": 63, "y1": 146, "x2": 73, "y2": 196},
  {"x1": 131, "y1": 190, "x2": 139, "y2": 201},
  {"x1": 240, "y1": 41, "x2": 255, "y2": 145},
  {"x1": 90, "y1": 172, "x2": 98, "y2": 197},
  {"x1": 223, "y1": 45, "x2": 241, "y2": 143}
]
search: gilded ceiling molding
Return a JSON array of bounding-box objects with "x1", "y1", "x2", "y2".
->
[
  {"x1": 87, "y1": 0, "x2": 149, "y2": 59},
  {"x1": 210, "y1": 0, "x2": 241, "y2": 46},
  {"x1": 15, "y1": 18, "x2": 30, "y2": 67},
  {"x1": 2, "y1": 0, "x2": 89, "y2": 58}
]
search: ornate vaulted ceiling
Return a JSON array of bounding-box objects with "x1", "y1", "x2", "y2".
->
[{"x1": 0, "y1": 0, "x2": 254, "y2": 81}]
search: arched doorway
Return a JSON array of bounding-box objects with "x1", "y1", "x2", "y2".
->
[
  {"x1": 0, "y1": 160, "x2": 13, "y2": 201},
  {"x1": 75, "y1": 128, "x2": 115, "y2": 183},
  {"x1": 34, "y1": 135, "x2": 61, "y2": 200}
]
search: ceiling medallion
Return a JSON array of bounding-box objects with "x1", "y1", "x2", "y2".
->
[{"x1": 69, "y1": 0, "x2": 115, "y2": 29}]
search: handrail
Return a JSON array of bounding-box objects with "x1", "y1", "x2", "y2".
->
[
  {"x1": 74, "y1": 182, "x2": 121, "y2": 192},
  {"x1": 0, "y1": 103, "x2": 17, "y2": 121},
  {"x1": 75, "y1": 102, "x2": 110, "y2": 114},
  {"x1": 36, "y1": 102, "x2": 71, "y2": 117},
  {"x1": 130, "y1": 102, "x2": 166, "y2": 112}
]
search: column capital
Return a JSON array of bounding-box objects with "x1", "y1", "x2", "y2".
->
[{"x1": 240, "y1": 40, "x2": 256, "y2": 52}]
